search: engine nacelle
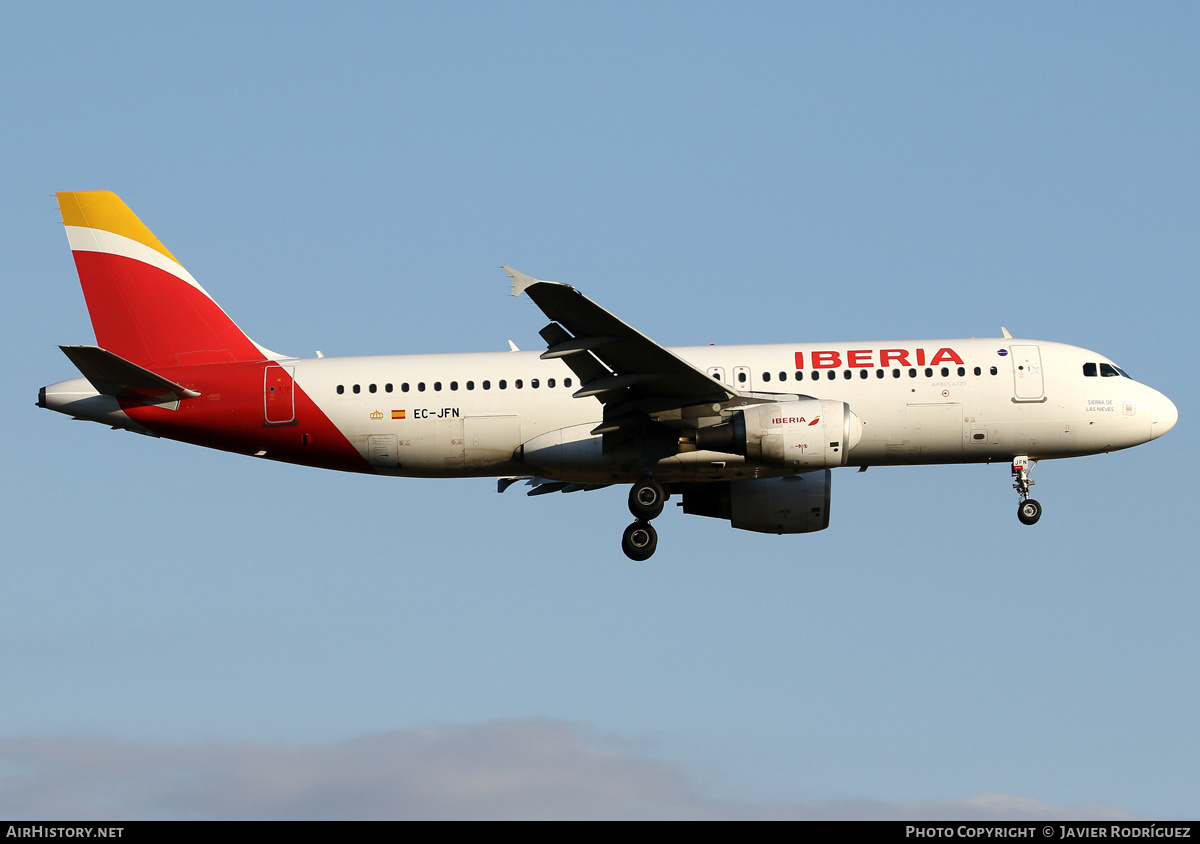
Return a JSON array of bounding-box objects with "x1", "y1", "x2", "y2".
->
[
  {"x1": 696, "y1": 399, "x2": 860, "y2": 469},
  {"x1": 679, "y1": 471, "x2": 832, "y2": 534}
]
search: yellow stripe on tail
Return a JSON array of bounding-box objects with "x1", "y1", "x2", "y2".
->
[{"x1": 57, "y1": 191, "x2": 180, "y2": 264}]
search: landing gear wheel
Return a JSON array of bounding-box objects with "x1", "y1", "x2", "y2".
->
[
  {"x1": 1017, "y1": 498, "x2": 1042, "y2": 526},
  {"x1": 1011, "y1": 457, "x2": 1042, "y2": 526},
  {"x1": 621, "y1": 520, "x2": 658, "y2": 561},
  {"x1": 628, "y1": 478, "x2": 666, "y2": 521}
]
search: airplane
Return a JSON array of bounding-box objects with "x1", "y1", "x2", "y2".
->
[{"x1": 39, "y1": 191, "x2": 1178, "y2": 560}]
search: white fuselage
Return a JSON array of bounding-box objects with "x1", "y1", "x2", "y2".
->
[{"x1": 271, "y1": 338, "x2": 1174, "y2": 482}]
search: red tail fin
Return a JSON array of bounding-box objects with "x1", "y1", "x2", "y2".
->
[{"x1": 57, "y1": 191, "x2": 279, "y2": 369}]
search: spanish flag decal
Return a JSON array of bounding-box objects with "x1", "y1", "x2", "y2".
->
[{"x1": 392, "y1": 410, "x2": 405, "y2": 419}]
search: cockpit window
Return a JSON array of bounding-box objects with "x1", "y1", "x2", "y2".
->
[{"x1": 1086, "y1": 362, "x2": 1132, "y2": 379}]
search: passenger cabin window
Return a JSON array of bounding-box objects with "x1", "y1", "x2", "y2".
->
[
  {"x1": 779, "y1": 371, "x2": 787, "y2": 381},
  {"x1": 973, "y1": 367, "x2": 981, "y2": 376},
  {"x1": 531, "y1": 379, "x2": 539, "y2": 388},
  {"x1": 353, "y1": 384, "x2": 361, "y2": 394},
  {"x1": 762, "y1": 372, "x2": 771, "y2": 382},
  {"x1": 369, "y1": 384, "x2": 377, "y2": 393},
  {"x1": 337, "y1": 385, "x2": 344, "y2": 394},
  {"x1": 386, "y1": 383, "x2": 393, "y2": 392},
  {"x1": 418, "y1": 382, "x2": 426, "y2": 392},
  {"x1": 402, "y1": 383, "x2": 410, "y2": 392},
  {"x1": 483, "y1": 380, "x2": 491, "y2": 390},
  {"x1": 434, "y1": 382, "x2": 442, "y2": 391},
  {"x1": 565, "y1": 378, "x2": 573, "y2": 387},
  {"x1": 467, "y1": 381, "x2": 475, "y2": 390},
  {"x1": 990, "y1": 366, "x2": 998, "y2": 375},
  {"x1": 548, "y1": 378, "x2": 556, "y2": 388},
  {"x1": 450, "y1": 381, "x2": 458, "y2": 391}
]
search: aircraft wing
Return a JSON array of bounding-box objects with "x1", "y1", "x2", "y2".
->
[{"x1": 505, "y1": 267, "x2": 742, "y2": 444}]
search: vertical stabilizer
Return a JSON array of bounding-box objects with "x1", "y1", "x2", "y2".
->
[{"x1": 57, "y1": 191, "x2": 280, "y2": 369}]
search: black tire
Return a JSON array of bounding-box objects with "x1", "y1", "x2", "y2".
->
[
  {"x1": 1017, "y1": 498, "x2": 1042, "y2": 526},
  {"x1": 621, "y1": 520, "x2": 658, "y2": 561},
  {"x1": 628, "y1": 478, "x2": 666, "y2": 520}
]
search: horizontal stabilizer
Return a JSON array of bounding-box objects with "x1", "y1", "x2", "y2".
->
[{"x1": 60, "y1": 345, "x2": 201, "y2": 404}]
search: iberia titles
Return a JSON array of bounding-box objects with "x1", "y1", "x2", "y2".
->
[{"x1": 794, "y1": 348, "x2": 965, "y2": 369}]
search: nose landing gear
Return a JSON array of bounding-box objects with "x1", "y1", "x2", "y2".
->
[
  {"x1": 1017, "y1": 498, "x2": 1043, "y2": 525},
  {"x1": 622, "y1": 478, "x2": 667, "y2": 560},
  {"x1": 1012, "y1": 457, "x2": 1042, "y2": 525}
]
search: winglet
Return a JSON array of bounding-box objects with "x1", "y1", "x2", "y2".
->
[
  {"x1": 502, "y1": 266, "x2": 572, "y2": 297},
  {"x1": 502, "y1": 266, "x2": 540, "y2": 297},
  {"x1": 1001, "y1": 327, "x2": 1013, "y2": 339}
]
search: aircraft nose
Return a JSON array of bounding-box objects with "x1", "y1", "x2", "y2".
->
[{"x1": 1150, "y1": 392, "x2": 1178, "y2": 440}]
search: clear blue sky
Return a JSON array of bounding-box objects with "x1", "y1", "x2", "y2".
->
[{"x1": 2, "y1": 2, "x2": 1196, "y2": 820}]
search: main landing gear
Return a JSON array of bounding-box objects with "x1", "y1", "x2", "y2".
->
[
  {"x1": 622, "y1": 477, "x2": 666, "y2": 561},
  {"x1": 1011, "y1": 456, "x2": 1042, "y2": 526}
]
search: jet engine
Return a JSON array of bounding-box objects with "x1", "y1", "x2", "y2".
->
[
  {"x1": 678, "y1": 471, "x2": 832, "y2": 534},
  {"x1": 695, "y1": 399, "x2": 860, "y2": 469}
]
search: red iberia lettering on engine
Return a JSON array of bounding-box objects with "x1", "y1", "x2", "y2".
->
[
  {"x1": 880, "y1": 349, "x2": 910, "y2": 367},
  {"x1": 847, "y1": 349, "x2": 872, "y2": 368},
  {"x1": 929, "y1": 347, "x2": 964, "y2": 365},
  {"x1": 812, "y1": 350, "x2": 841, "y2": 369}
]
